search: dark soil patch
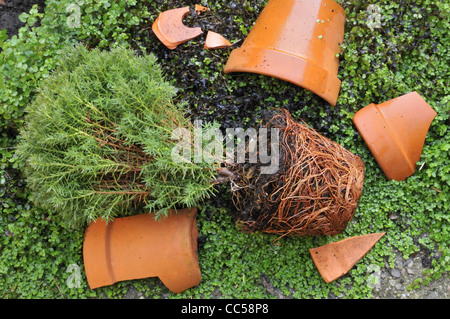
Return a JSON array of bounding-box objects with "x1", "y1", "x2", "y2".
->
[{"x1": 0, "y1": 0, "x2": 45, "y2": 38}]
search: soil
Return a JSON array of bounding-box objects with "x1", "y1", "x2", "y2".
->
[
  {"x1": 1, "y1": 0, "x2": 448, "y2": 300},
  {"x1": 0, "y1": 0, "x2": 45, "y2": 37}
]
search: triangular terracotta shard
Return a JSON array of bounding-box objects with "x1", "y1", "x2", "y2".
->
[
  {"x1": 83, "y1": 208, "x2": 201, "y2": 293},
  {"x1": 152, "y1": 6, "x2": 203, "y2": 50},
  {"x1": 353, "y1": 91, "x2": 437, "y2": 181},
  {"x1": 309, "y1": 232, "x2": 385, "y2": 283},
  {"x1": 204, "y1": 31, "x2": 232, "y2": 49}
]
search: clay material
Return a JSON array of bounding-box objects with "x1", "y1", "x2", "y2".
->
[
  {"x1": 195, "y1": 4, "x2": 208, "y2": 14},
  {"x1": 224, "y1": 0, "x2": 345, "y2": 106},
  {"x1": 204, "y1": 31, "x2": 232, "y2": 49},
  {"x1": 353, "y1": 91, "x2": 437, "y2": 181},
  {"x1": 152, "y1": 6, "x2": 203, "y2": 50},
  {"x1": 83, "y1": 208, "x2": 201, "y2": 293},
  {"x1": 310, "y1": 233, "x2": 385, "y2": 283}
]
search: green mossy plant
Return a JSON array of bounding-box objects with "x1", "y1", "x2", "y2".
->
[{"x1": 16, "y1": 45, "x2": 220, "y2": 228}]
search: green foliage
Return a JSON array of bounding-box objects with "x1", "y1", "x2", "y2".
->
[
  {"x1": 0, "y1": 0, "x2": 449, "y2": 298},
  {"x1": 334, "y1": 0, "x2": 450, "y2": 288},
  {"x1": 16, "y1": 46, "x2": 219, "y2": 229},
  {"x1": 0, "y1": 0, "x2": 150, "y2": 128}
]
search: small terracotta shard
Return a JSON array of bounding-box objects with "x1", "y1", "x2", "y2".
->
[
  {"x1": 83, "y1": 208, "x2": 201, "y2": 293},
  {"x1": 224, "y1": 0, "x2": 346, "y2": 106},
  {"x1": 353, "y1": 92, "x2": 437, "y2": 181},
  {"x1": 204, "y1": 31, "x2": 232, "y2": 49},
  {"x1": 309, "y1": 233, "x2": 385, "y2": 283},
  {"x1": 195, "y1": 4, "x2": 209, "y2": 15},
  {"x1": 152, "y1": 6, "x2": 203, "y2": 50}
]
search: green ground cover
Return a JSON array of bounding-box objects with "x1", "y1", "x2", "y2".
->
[{"x1": 0, "y1": 0, "x2": 448, "y2": 298}]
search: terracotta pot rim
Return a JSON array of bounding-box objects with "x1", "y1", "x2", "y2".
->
[
  {"x1": 355, "y1": 103, "x2": 415, "y2": 178},
  {"x1": 223, "y1": 0, "x2": 345, "y2": 106},
  {"x1": 152, "y1": 6, "x2": 203, "y2": 50},
  {"x1": 353, "y1": 91, "x2": 437, "y2": 181},
  {"x1": 83, "y1": 208, "x2": 201, "y2": 293},
  {"x1": 224, "y1": 46, "x2": 342, "y2": 106}
]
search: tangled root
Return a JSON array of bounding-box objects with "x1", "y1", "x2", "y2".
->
[{"x1": 230, "y1": 109, "x2": 365, "y2": 237}]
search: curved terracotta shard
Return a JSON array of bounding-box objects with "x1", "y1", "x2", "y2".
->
[
  {"x1": 353, "y1": 92, "x2": 437, "y2": 181},
  {"x1": 204, "y1": 31, "x2": 232, "y2": 49},
  {"x1": 152, "y1": 6, "x2": 203, "y2": 50},
  {"x1": 310, "y1": 233, "x2": 385, "y2": 283},
  {"x1": 195, "y1": 4, "x2": 208, "y2": 15},
  {"x1": 224, "y1": 0, "x2": 345, "y2": 106},
  {"x1": 83, "y1": 208, "x2": 201, "y2": 293}
]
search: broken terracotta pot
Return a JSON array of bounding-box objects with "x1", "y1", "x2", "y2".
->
[
  {"x1": 224, "y1": 0, "x2": 345, "y2": 106},
  {"x1": 83, "y1": 208, "x2": 201, "y2": 293},
  {"x1": 204, "y1": 31, "x2": 232, "y2": 49},
  {"x1": 310, "y1": 233, "x2": 385, "y2": 283},
  {"x1": 194, "y1": 4, "x2": 208, "y2": 15},
  {"x1": 152, "y1": 6, "x2": 203, "y2": 50},
  {"x1": 353, "y1": 91, "x2": 437, "y2": 181}
]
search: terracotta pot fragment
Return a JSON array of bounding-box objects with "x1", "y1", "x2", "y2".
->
[
  {"x1": 310, "y1": 233, "x2": 385, "y2": 283},
  {"x1": 204, "y1": 31, "x2": 232, "y2": 49},
  {"x1": 224, "y1": 0, "x2": 346, "y2": 106},
  {"x1": 152, "y1": 6, "x2": 203, "y2": 50},
  {"x1": 353, "y1": 92, "x2": 437, "y2": 181},
  {"x1": 83, "y1": 208, "x2": 201, "y2": 293},
  {"x1": 195, "y1": 4, "x2": 208, "y2": 15}
]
